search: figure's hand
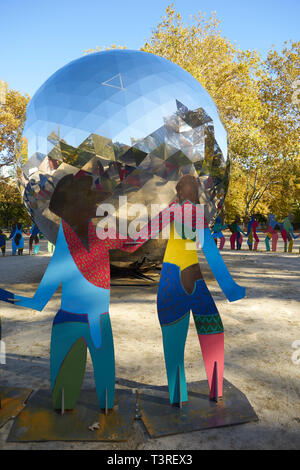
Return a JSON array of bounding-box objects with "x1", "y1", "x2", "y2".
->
[
  {"x1": 0, "y1": 288, "x2": 16, "y2": 304},
  {"x1": 226, "y1": 286, "x2": 246, "y2": 303}
]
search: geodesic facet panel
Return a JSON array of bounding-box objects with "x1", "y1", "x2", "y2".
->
[{"x1": 19, "y1": 50, "x2": 229, "y2": 265}]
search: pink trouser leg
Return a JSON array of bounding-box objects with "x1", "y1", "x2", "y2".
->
[
  {"x1": 230, "y1": 233, "x2": 236, "y2": 250},
  {"x1": 219, "y1": 237, "x2": 225, "y2": 250},
  {"x1": 272, "y1": 233, "x2": 278, "y2": 252},
  {"x1": 198, "y1": 333, "x2": 224, "y2": 399},
  {"x1": 254, "y1": 236, "x2": 259, "y2": 251}
]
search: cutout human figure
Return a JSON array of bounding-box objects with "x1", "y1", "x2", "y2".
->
[
  {"x1": 229, "y1": 216, "x2": 246, "y2": 250},
  {"x1": 0, "y1": 174, "x2": 146, "y2": 411},
  {"x1": 211, "y1": 216, "x2": 227, "y2": 250},
  {"x1": 265, "y1": 214, "x2": 280, "y2": 252},
  {"x1": 9, "y1": 222, "x2": 25, "y2": 255},
  {"x1": 246, "y1": 215, "x2": 259, "y2": 251},
  {"x1": 263, "y1": 215, "x2": 280, "y2": 252},
  {"x1": 282, "y1": 214, "x2": 298, "y2": 253},
  {"x1": 157, "y1": 175, "x2": 245, "y2": 404},
  {"x1": 264, "y1": 224, "x2": 280, "y2": 252}
]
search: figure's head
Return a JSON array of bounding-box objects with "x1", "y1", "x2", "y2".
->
[
  {"x1": 176, "y1": 175, "x2": 199, "y2": 205},
  {"x1": 49, "y1": 173, "x2": 112, "y2": 228}
]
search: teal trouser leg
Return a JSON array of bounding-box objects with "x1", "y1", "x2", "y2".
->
[
  {"x1": 85, "y1": 313, "x2": 115, "y2": 409},
  {"x1": 161, "y1": 313, "x2": 190, "y2": 404},
  {"x1": 265, "y1": 237, "x2": 270, "y2": 251}
]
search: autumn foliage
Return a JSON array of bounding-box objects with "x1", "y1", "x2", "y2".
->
[{"x1": 143, "y1": 5, "x2": 300, "y2": 223}]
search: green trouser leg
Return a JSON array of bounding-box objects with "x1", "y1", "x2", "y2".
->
[
  {"x1": 284, "y1": 242, "x2": 287, "y2": 252},
  {"x1": 51, "y1": 322, "x2": 88, "y2": 410},
  {"x1": 52, "y1": 336, "x2": 87, "y2": 410}
]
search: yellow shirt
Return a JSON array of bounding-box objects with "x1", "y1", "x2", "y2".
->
[{"x1": 163, "y1": 222, "x2": 198, "y2": 271}]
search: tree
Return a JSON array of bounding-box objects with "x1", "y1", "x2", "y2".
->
[
  {"x1": 0, "y1": 178, "x2": 31, "y2": 228},
  {"x1": 0, "y1": 85, "x2": 29, "y2": 171},
  {"x1": 229, "y1": 41, "x2": 300, "y2": 221},
  {"x1": 143, "y1": 5, "x2": 300, "y2": 222},
  {"x1": 0, "y1": 84, "x2": 30, "y2": 227},
  {"x1": 143, "y1": 5, "x2": 266, "y2": 163}
]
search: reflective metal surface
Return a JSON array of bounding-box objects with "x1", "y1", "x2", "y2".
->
[{"x1": 20, "y1": 50, "x2": 229, "y2": 264}]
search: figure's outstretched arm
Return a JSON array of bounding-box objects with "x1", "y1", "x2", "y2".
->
[
  {"x1": 0, "y1": 288, "x2": 16, "y2": 304},
  {"x1": 111, "y1": 203, "x2": 177, "y2": 253},
  {"x1": 198, "y1": 227, "x2": 246, "y2": 302},
  {"x1": 0, "y1": 252, "x2": 61, "y2": 311},
  {"x1": 15, "y1": 254, "x2": 61, "y2": 310},
  {"x1": 237, "y1": 225, "x2": 247, "y2": 237},
  {"x1": 0, "y1": 226, "x2": 65, "y2": 311}
]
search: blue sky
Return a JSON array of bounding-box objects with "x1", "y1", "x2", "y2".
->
[{"x1": 1, "y1": 0, "x2": 299, "y2": 97}]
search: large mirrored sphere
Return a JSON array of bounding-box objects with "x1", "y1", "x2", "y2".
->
[{"x1": 19, "y1": 50, "x2": 229, "y2": 266}]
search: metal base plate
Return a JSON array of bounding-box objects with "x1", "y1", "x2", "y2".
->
[
  {"x1": 7, "y1": 388, "x2": 136, "y2": 442},
  {"x1": 0, "y1": 387, "x2": 33, "y2": 429},
  {"x1": 138, "y1": 379, "x2": 258, "y2": 438}
]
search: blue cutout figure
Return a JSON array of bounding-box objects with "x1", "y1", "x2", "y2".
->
[
  {"x1": 9, "y1": 223, "x2": 25, "y2": 255},
  {"x1": 0, "y1": 174, "x2": 145, "y2": 411}
]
